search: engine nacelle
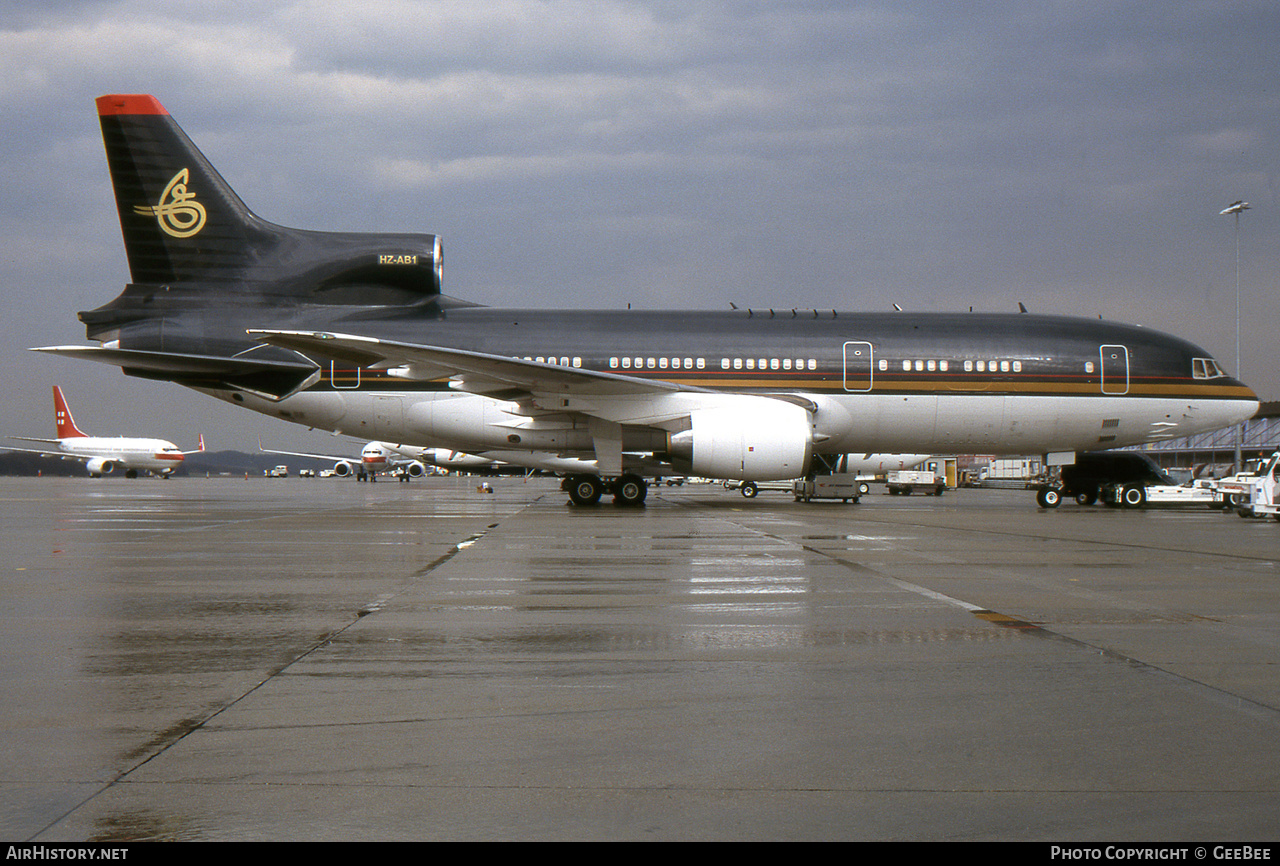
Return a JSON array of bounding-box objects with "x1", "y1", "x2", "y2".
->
[
  {"x1": 668, "y1": 399, "x2": 812, "y2": 481},
  {"x1": 404, "y1": 461, "x2": 426, "y2": 477},
  {"x1": 86, "y1": 457, "x2": 115, "y2": 477},
  {"x1": 331, "y1": 460, "x2": 354, "y2": 477}
]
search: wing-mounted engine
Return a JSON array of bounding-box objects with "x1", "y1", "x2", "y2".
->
[
  {"x1": 331, "y1": 460, "x2": 355, "y2": 477},
  {"x1": 402, "y1": 461, "x2": 427, "y2": 478},
  {"x1": 86, "y1": 457, "x2": 116, "y2": 477},
  {"x1": 667, "y1": 397, "x2": 813, "y2": 481}
]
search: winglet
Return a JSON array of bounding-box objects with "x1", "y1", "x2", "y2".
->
[{"x1": 52, "y1": 387, "x2": 88, "y2": 439}]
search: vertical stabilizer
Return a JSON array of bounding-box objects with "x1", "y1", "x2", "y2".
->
[
  {"x1": 96, "y1": 94, "x2": 277, "y2": 286},
  {"x1": 53, "y1": 387, "x2": 88, "y2": 439}
]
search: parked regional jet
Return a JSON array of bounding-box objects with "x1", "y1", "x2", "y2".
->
[
  {"x1": 4, "y1": 386, "x2": 203, "y2": 477},
  {"x1": 33, "y1": 95, "x2": 1259, "y2": 506}
]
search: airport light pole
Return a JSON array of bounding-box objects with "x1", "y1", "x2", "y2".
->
[{"x1": 1220, "y1": 200, "x2": 1250, "y2": 471}]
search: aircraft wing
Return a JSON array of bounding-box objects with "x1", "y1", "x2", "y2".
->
[
  {"x1": 257, "y1": 441, "x2": 353, "y2": 463},
  {"x1": 249, "y1": 330, "x2": 820, "y2": 477},
  {"x1": 1, "y1": 444, "x2": 76, "y2": 460},
  {"x1": 247, "y1": 329, "x2": 742, "y2": 429},
  {"x1": 248, "y1": 330, "x2": 697, "y2": 398}
]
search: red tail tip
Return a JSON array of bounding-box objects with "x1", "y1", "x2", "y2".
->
[{"x1": 96, "y1": 94, "x2": 168, "y2": 117}]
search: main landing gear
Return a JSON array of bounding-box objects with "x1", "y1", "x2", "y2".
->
[{"x1": 563, "y1": 473, "x2": 648, "y2": 507}]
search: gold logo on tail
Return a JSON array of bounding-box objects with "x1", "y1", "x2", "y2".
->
[{"x1": 134, "y1": 169, "x2": 207, "y2": 238}]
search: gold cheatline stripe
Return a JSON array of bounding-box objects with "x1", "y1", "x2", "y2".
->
[{"x1": 323, "y1": 371, "x2": 1254, "y2": 400}]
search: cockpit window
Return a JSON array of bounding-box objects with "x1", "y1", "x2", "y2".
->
[{"x1": 1192, "y1": 358, "x2": 1227, "y2": 379}]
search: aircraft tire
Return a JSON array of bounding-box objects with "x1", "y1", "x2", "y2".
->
[
  {"x1": 614, "y1": 474, "x2": 647, "y2": 506},
  {"x1": 567, "y1": 475, "x2": 603, "y2": 506},
  {"x1": 1037, "y1": 488, "x2": 1062, "y2": 509}
]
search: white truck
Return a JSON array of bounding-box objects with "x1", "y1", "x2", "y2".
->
[
  {"x1": 978, "y1": 458, "x2": 1042, "y2": 488},
  {"x1": 880, "y1": 456, "x2": 953, "y2": 496},
  {"x1": 1215, "y1": 458, "x2": 1269, "y2": 512},
  {"x1": 886, "y1": 468, "x2": 946, "y2": 496},
  {"x1": 1219, "y1": 452, "x2": 1280, "y2": 519},
  {"x1": 266, "y1": 464, "x2": 288, "y2": 478}
]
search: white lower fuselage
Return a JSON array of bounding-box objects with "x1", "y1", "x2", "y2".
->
[{"x1": 213, "y1": 388, "x2": 1253, "y2": 480}]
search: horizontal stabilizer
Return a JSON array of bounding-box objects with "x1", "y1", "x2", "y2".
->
[{"x1": 32, "y1": 345, "x2": 320, "y2": 401}]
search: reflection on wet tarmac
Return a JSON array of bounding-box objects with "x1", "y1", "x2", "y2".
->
[{"x1": 4, "y1": 477, "x2": 1280, "y2": 841}]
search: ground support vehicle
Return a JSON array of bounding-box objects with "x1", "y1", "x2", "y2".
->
[
  {"x1": 1214, "y1": 459, "x2": 1269, "y2": 511},
  {"x1": 728, "y1": 479, "x2": 795, "y2": 498},
  {"x1": 886, "y1": 469, "x2": 946, "y2": 496},
  {"x1": 1036, "y1": 451, "x2": 1170, "y2": 508},
  {"x1": 792, "y1": 475, "x2": 865, "y2": 503},
  {"x1": 1221, "y1": 452, "x2": 1280, "y2": 519},
  {"x1": 1100, "y1": 479, "x2": 1219, "y2": 509},
  {"x1": 977, "y1": 458, "x2": 1042, "y2": 488}
]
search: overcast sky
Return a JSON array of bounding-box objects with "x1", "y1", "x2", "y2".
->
[{"x1": 1, "y1": 1, "x2": 1276, "y2": 456}]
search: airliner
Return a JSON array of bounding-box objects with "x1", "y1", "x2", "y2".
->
[
  {"x1": 4, "y1": 386, "x2": 203, "y2": 477},
  {"x1": 258, "y1": 439, "x2": 480, "y2": 480},
  {"x1": 32, "y1": 94, "x2": 1259, "y2": 506},
  {"x1": 259, "y1": 439, "x2": 597, "y2": 480}
]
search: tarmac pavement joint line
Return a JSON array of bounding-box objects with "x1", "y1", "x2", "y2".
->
[
  {"x1": 21, "y1": 512, "x2": 516, "y2": 843},
  {"x1": 712, "y1": 508, "x2": 1280, "y2": 733}
]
